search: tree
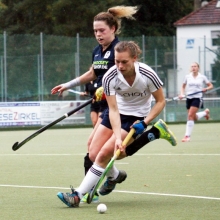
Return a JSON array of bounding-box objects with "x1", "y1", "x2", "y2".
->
[
  {"x1": 121, "y1": 0, "x2": 194, "y2": 37},
  {"x1": 52, "y1": 0, "x2": 126, "y2": 37},
  {"x1": 0, "y1": 0, "x2": 195, "y2": 37},
  {"x1": 0, "y1": 0, "x2": 55, "y2": 34},
  {"x1": 0, "y1": 0, "x2": 127, "y2": 36}
]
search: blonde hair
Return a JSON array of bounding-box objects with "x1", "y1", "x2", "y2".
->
[
  {"x1": 193, "y1": 62, "x2": 200, "y2": 68},
  {"x1": 190, "y1": 62, "x2": 200, "y2": 72},
  {"x1": 94, "y1": 6, "x2": 140, "y2": 35},
  {"x1": 115, "y1": 41, "x2": 142, "y2": 59}
]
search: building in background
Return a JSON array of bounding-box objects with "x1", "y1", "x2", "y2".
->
[{"x1": 174, "y1": 0, "x2": 220, "y2": 92}]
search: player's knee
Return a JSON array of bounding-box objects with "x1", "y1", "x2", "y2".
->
[{"x1": 96, "y1": 148, "x2": 112, "y2": 164}]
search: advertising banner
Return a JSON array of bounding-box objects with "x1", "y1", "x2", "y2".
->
[
  {"x1": 0, "y1": 102, "x2": 41, "y2": 126},
  {"x1": 0, "y1": 101, "x2": 86, "y2": 127},
  {"x1": 40, "y1": 101, "x2": 85, "y2": 125}
]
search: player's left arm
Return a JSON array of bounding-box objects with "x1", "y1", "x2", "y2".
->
[{"x1": 143, "y1": 87, "x2": 166, "y2": 125}]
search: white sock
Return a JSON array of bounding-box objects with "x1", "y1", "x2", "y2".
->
[
  {"x1": 185, "y1": 120, "x2": 194, "y2": 137},
  {"x1": 106, "y1": 165, "x2": 119, "y2": 181},
  {"x1": 196, "y1": 111, "x2": 206, "y2": 120},
  {"x1": 76, "y1": 163, "x2": 104, "y2": 199}
]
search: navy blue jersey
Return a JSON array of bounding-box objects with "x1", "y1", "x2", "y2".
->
[
  {"x1": 85, "y1": 79, "x2": 98, "y2": 97},
  {"x1": 92, "y1": 37, "x2": 119, "y2": 88}
]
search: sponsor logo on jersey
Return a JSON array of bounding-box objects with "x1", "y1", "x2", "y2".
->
[
  {"x1": 188, "y1": 83, "x2": 200, "y2": 87},
  {"x1": 93, "y1": 60, "x2": 109, "y2": 70},
  {"x1": 120, "y1": 90, "x2": 148, "y2": 97},
  {"x1": 104, "y1": 51, "x2": 111, "y2": 59}
]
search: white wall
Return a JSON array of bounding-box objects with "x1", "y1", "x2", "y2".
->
[{"x1": 176, "y1": 24, "x2": 220, "y2": 91}]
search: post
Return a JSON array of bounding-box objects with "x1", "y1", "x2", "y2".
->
[
  {"x1": 1, "y1": 56, "x2": 3, "y2": 102},
  {"x1": 3, "y1": 31, "x2": 7, "y2": 102},
  {"x1": 75, "y1": 33, "x2": 80, "y2": 78},
  {"x1": 75, "y1": 33, "x2": 80, "y2": 99},
  {"x1": 37, "y1": 54, "x2": 41, "y2": 101},
  {"x1": 40, "y1": 32, "x2": 44, "y2": 101},
  {"x1": 204, "y1": 35, "x2": 206, "y2": 76},
  {"x1": 173, "y1": 36, "x2": 177, "y2": 95}
]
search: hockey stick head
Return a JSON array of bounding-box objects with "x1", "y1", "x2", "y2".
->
[{"x1": 12, "y1": 142, "x2": 19, "y2": 151}]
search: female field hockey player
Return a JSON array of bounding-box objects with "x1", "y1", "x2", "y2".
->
[
  {"x1": 57, "y1": 41, "x2": 177, "y2": 208},
  {"x1": 51, "y1": 5, "x2": 140, "y2": 203},
  {"x1": 178, "y1": 62, "x2": 213, "y2": 142}
]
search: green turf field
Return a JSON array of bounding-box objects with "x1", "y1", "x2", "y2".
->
[{"x1": 1, "y1": 123, "x2": 220, "y2": 220}]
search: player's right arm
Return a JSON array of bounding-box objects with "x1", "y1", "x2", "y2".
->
[
  {"x1": 105, "y1": 94, "x2": 123, "y2": 152},
  {"x1": 51, "y1": 66, "x2": 96, "y2": 96}
]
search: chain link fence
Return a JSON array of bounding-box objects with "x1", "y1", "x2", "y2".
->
[{"x1": 0, "y1": 33, "x2": 219, "y2": 126}]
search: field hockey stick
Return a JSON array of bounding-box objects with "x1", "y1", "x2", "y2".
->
[
  {"x1": 166, "y1": 90, "x2": 203, "y2": 102},
  {"x1": 87, "y1": 128, "x2": 135, "y2": 204},
  {"x1": 12, "y1": 98, "x2": 93, "y2": 151},
  {"x1": 68, "y1": 89, "x2": 92, "y2": 98},
  {"x1": 206, "y1": 86, "x2": 220, "y2": 94}
]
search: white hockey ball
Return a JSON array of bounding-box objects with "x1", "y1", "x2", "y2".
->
[{"x1": 97, "y1": 203, "x2": 107, "y2": 214}]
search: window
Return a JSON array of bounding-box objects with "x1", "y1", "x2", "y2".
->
[{"x1": 211, "y1": 31, "x2": 220, "y2": 46}]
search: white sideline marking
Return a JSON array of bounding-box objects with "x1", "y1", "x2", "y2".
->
[
  {"x1": 114, "y1": 190, "x2": 220, "y2": 201},
  {"x1": 0, "y1": 184, "x2": 219, "y2": 201}
]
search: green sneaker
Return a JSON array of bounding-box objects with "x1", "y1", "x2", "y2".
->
[
  {"x1": 154, "y1": 119, "x2": 177, "y2": 146},
  {"x1": 80, "y1": 192, "x2": 99, "y2": 203}
]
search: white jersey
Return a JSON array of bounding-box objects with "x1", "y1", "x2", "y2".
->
[
  {"x1": 102, "y1": 62, "x2": 163, "y2": 117},
  {"x1": 183, "y1": 73, "x2": 210, "y2": 99}
]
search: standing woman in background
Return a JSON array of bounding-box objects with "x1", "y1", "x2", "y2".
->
[
  {"x1": 51, "y1": 5, "x2": 140, "y2": 203},
  {"x1": 179, "y1": 62, "x2": 213, "y2": 142}
]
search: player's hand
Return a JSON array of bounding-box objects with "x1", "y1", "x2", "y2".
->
[
  {"x1": 132, "y1": 120, "x2": 147, "y2": 135},
  {"x1": 94, "y1": 87, "x2": 106, "y2": 101},
  {"x1": 115, "y1": 138, "x2": 123, "y2": 153},
  {"x1": 51, "y1": 84, "x2": 67, "y2": 96},
  {"x1": 178, "y1": 94, "x2": 184, "y2": 100}
]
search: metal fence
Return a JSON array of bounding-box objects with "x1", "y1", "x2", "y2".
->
[
  {"x1": 0, "y1": 33, "x2": 179, "y2": 102},
  {"x1": 0, "y1": 32, "x2": 219, "y2": 126}
]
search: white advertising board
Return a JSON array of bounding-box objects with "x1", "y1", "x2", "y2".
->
[{"x1": 0, "y1": 101, "x2": 86, "y2": 127}]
